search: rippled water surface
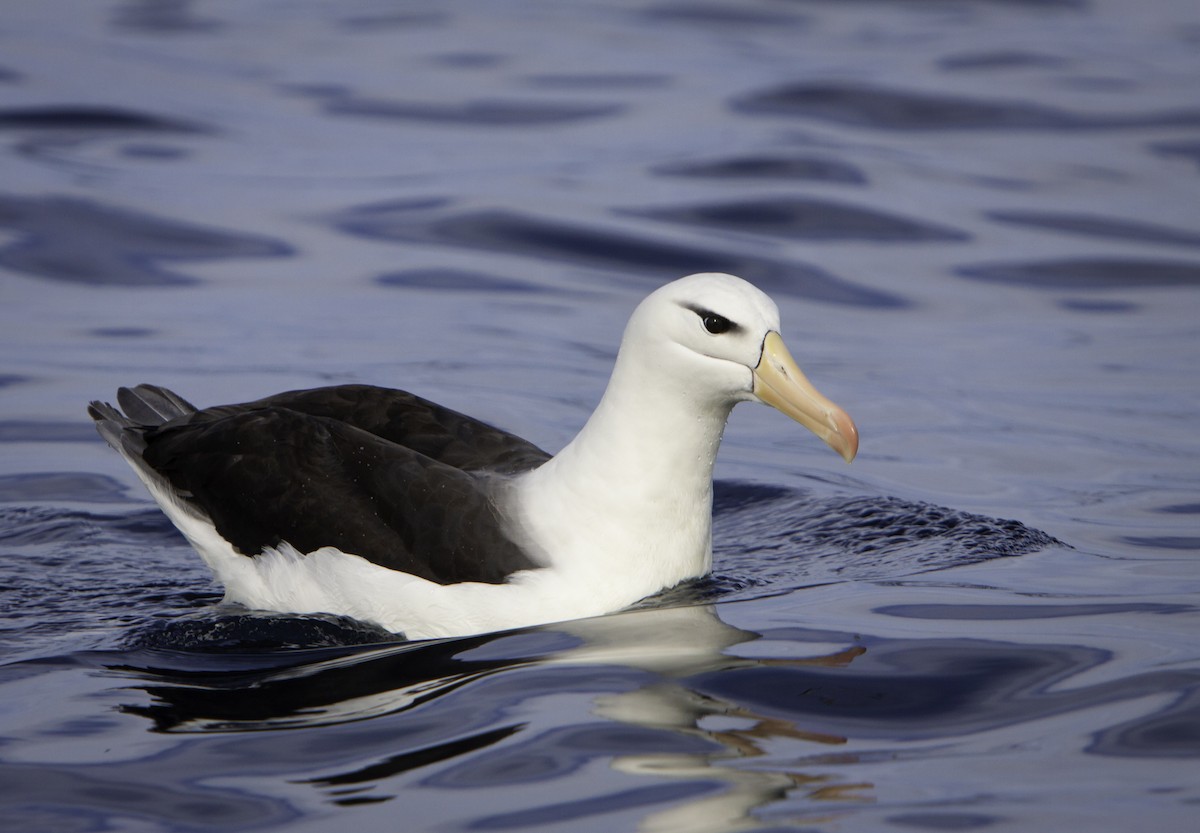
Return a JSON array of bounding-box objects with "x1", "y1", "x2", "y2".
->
[{"x1": 2, "y1": 1, "x2": 1199, "y2": 831}]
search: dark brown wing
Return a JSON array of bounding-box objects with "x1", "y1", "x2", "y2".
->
[
  {"x1": 93, "y1": 384, "x2": 553, "y2": 584},
  {"x1": 140, "y1": 406, "x2": 540, "y2": 584},
  {"x1": 193, "y1": 384, "x2": 550, "y2": 475}
]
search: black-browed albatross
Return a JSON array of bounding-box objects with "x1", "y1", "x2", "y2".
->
[{"x1": 89, "y1": 273, "x2": 858, "y2": 639}]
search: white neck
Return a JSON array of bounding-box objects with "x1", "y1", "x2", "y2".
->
[{"x1": 507, "y1": 341, "x2": 736, "y2": 603}]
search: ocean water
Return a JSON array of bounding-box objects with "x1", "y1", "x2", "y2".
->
[{"x1": 2, "y1": 1, "x2": 1199, "y2": 831}]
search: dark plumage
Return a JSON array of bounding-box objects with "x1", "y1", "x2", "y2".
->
[{"x1": 89, "y1": 384, "x2": 546, "y2": 584}]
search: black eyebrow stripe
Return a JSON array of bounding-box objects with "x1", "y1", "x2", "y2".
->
[{"x1": 680, "y1": 302, "x2": 744, "y2": 333}]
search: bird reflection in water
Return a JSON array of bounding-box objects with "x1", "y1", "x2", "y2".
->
[
  {"x1": 116, "y1": 602, "x2": 873, "y2": 828},
  {"x1": 552, "y1": 605, "x2": 872, "y2": 831}
]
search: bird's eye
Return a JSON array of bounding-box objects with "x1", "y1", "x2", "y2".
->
[{"x1": 701, "y1": 312, "x2": 733, "y2": 335}]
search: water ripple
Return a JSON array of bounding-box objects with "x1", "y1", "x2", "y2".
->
[
  {"x1": 295, "y1": 86, "x2": 624, "y2": 127},
  {"x1": 734, "y1": 82, "x2": 1200, "y2": 131},
  {"x1": 628, "y1": 197, "x2": 968, "y2": 242},
  {"x1": 331, "y1": 202, "x2": 908, "y2": 307},
  {"x1": 958, "y1": 257, "x2": 1200, "y2": 289},
  {"x1": 0, "y1": 194, "x2": 292, "y2": 287},
  {"x1": 376, "y1": 267, "x2": 543, "y2": 293},
  {"x1": 0, "y1": 106, "x2": 208, "y2": 134},
  {"x1": 0, "y1": 473, "x2": 130, "y2": 504},
  {"x1": 653, "y1": 154, "x2": 867, "y2": 184},
  {"x1": 1150, "y1": 138, "x2": 1200, "y2": 169},
  {"x1": 709, "y1": 483, "x2": 1059, "y2": 598},
  {"x1": 986, "y1": 210, "x2": 1200, "y2": 248},
  {"x1": 938, "y1": 50, "x2": 1068, "y2": 72}
]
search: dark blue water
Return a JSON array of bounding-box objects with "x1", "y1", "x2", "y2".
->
[{"x1": 2, "y1": 1, "x2": 1199, "y2": 830}]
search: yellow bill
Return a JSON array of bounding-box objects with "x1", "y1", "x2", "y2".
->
[{"x1": 752, "y1": 331, "x2": 858, "y2": 463}]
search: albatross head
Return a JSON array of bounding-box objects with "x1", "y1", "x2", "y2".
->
[{"x1": 624, "y1": 272, "x2": 858, "y2": 463}]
